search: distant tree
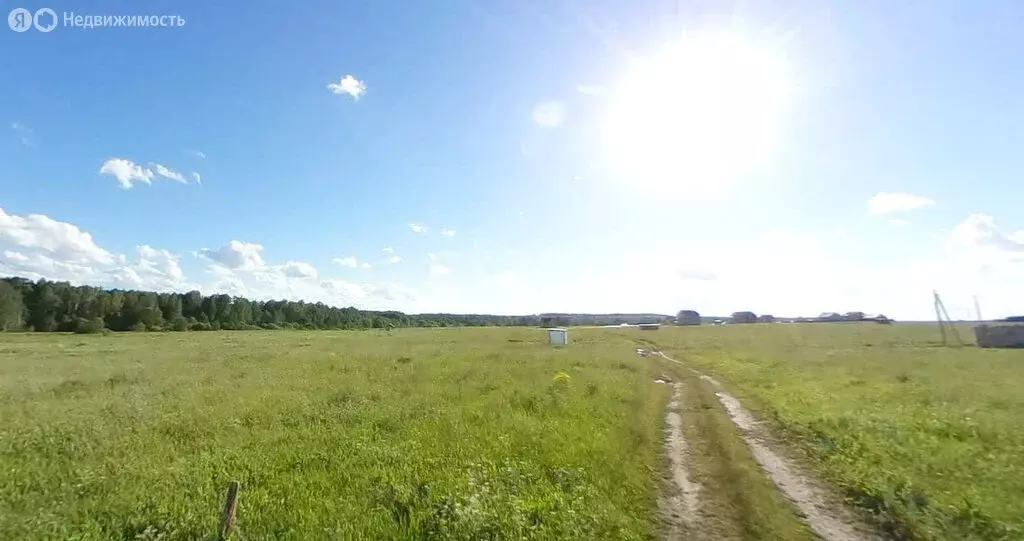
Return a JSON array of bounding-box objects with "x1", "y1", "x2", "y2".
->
[
  {"x1": 1, "y1": 275, "x2": 660, "y2": 333},
  {"x1": 159, "y1": 293, "x2": 183, "y2": 323},
  {"x1": 169, "y1": 316, "x2": 189, "y2": 332},
  {"x1": 73, "y1": 317, "x2": 106, "y2": 334},
  {"x1": 0, "y1": 281, "x2": 25, "y2": 330},
  {"x1": 26, "y1": 280, "x2": 61, "y2": 331},
  {"x1": 181, "y1": 290, "x2": 203, "y2": 319}
]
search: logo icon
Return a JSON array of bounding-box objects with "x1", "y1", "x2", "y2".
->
[
  {"x1": 8, "y1": 7, "x2": 32, "y2": 32},
  {"x1": 33, "y1": 8, "x2": 56, "y2": 32}
]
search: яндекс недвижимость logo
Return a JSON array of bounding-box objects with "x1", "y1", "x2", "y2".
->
[
  {"x1": 8, "y1": 8, "x2": 184, "y2": 32},
  {"x1": 8, "y1": 7, "x2": 57, "y2": 32}
]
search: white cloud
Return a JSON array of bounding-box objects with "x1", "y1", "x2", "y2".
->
[
  {"x1": 2, "y1": 250, "x2": 102, "y2": 283},
  {"x1": 364, "y1": 282, "x2": 418, "y2": 303},
  {"x1": 429, "y1": 264, "x2": 451, "y2": 277},
  {"x1": 109, "y1": 245, "x2": 189, "y2": 291},
  {"x1": 333, "y1": 256, "x2": 358, "y2": 268},
  {"x1": 136, "y1": 245, "x2": 184, "y2": 281},
  {"x1": 576, "y1": 84, "x2": 604, "y2": 95},
  {"x1": 278, "y1": 261, "x2": 318, "y2": 279},
  {"x1": 426, "y1": 252, "x2": 438, "y2": 261},
  {"x1": 191, "y1": 172, "x2": 202, "y2": 184},
  {"x1": 532, "y1": 101, "x2": 565, "y2": 127},
  {"x1": 0, "y1": 207, "x2": 419, "y2": 311},
  {"x1": 327, "y1": 75, "x2": 367, "y2": 100},
  {"x1": 389, "y1": 256, "x2": 402, "y2": 264},
  {"x1": 440, "y1": 228, "x2": 456, "y2": 237},
  {"x1": 889, "y1": 218, "x2": 909, "y2": 227},
  {"x1": 950, "y1": 214, "x2": 1024, "y2": 253},
  {"x1": 152, "y1": 163, "x2": 187, "y2": 183},
  {"x1": 188, "y1": 150, "x2": 206, "y2": 159},
  {"x1": 868, "y1": 192, "x2": 935, "y2": 215},
  {"x1": 360, "y1": 262, "x2": 372, "y2": 269},
  {"x1": 198, "y1": 240, "x2": 265, "y2": 270},
  {"x1": 0, "y1": 206, "x2": 113, "y2": 264},
  {"x1": 409, "y1": 222, "x2": 427, "y2": 233},
  {"x1": 382, "y1": 246, "x2": 394, "y2": 254},
  {"x1": 99, "y1": 158, "x2": 154, "y2": 189},
  {"x1": 319, "y1": 279, "x2": 367, "y2": 303},
  {"x1": 0, "y1": 209, "x2": 191, "y2": 292}
]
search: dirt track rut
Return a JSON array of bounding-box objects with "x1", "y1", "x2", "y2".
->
[
  {"x1": 653, "y1": 350, "x2": 879, "y2": 541},
  {"x1": 657, "y1": 380, "x2": 701, "y2": 537}
]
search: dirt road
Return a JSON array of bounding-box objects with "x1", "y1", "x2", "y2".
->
[{"x1": 647, "y1": 348, "x2": 881, "y2": 541}]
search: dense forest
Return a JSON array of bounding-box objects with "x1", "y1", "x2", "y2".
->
[{"x1": 0, "y1": 277, "x2": 673, "y2": 333}]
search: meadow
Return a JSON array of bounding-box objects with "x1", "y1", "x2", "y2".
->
[
  {"x1": 2, "y1": 323, "x2": 1022, "y2": 541},
  {"x1": 645, "y1": 323, "x2": 1024, "y2": 540},
  {"x1": 0, "y1": 329, "x2": 673, "y2": 540}
]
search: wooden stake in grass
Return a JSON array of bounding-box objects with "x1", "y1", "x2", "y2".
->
[{"x1": 217, "y1": 481, "x2": 240, "y2": 541}]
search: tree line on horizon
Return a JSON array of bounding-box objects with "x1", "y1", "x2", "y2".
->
[{"x1": 0, "y1": 276, "x2": 671, "y2": 333}]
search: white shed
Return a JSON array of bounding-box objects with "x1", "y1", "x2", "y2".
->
[{"x1": 547, "y1": 328, "x2": 568, "y2": 345}]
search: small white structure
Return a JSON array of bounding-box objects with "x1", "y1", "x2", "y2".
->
[{"x1": 547, "y1": 328, "x2": 568, "y2": 346}]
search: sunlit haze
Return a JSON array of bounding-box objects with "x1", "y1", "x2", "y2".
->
[
  {"x1": 2, "y1": 0, "x2": 1023, "y2": 320},
  {"x1": 602, "y1": 30, "x2": 793, "y2": 194}
]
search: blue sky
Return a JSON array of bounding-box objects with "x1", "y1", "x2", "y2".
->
[{"x1": 2, "y1": 0, "x2": 1023, "y2": 319}]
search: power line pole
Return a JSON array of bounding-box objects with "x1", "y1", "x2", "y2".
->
[{"x1": 934, "y1": 290, "x2": 964, "y2": 346}]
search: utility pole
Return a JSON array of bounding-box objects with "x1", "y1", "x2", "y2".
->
[{"x1": 934, "y1": 290, "x2": 965, "y2": 346}]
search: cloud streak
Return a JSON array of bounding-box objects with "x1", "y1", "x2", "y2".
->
[
  {"x1": 327, "y1": 75, "x2": 367, "y2": 100},
  {"x1": 152, "y1": 163, "x2": 187, "y2": 183},
  {"x1": 868, "y1": 192, "x2": 935, "y2": 215},
  {"x1": 333, "y1": 256, "x2": 358, "y2": 268},
  {"x1": 100, "y1": 158, "x2": 155, "y2": 189}
]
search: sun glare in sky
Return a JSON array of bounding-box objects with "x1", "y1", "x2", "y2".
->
[{"x1": 601, "y1": 30, "x2": 794, "y2": 194}]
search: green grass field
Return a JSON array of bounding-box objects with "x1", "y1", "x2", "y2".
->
[
  {"x1": 0, "y1": 329, "x2": 672, "y2": 540},
  {"x1": 645, "y1": 323, "x2": 1024, "y2": 540},
  {"x1": 2, "y1": 324, "x2": 1022, "y2": 540}
]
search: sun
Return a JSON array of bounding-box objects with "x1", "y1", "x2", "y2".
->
[{"x1": 601, "y1": 30, "x2": 794, "y2": 194}]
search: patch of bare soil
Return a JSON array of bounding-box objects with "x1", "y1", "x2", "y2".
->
[{"x1": 658, "y1": 381, "x2": 701, "y2": 538}]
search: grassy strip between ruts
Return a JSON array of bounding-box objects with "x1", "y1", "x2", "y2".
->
[
  {"x1": 673, "y1": 363, "x2": 817, "y2": 541},
  {"x1": 644, "y1": 323, "x2": 1024, "y2": 541}
]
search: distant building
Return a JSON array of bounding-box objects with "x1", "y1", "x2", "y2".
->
[
  {"x1": 818, "y1": 312, "x2": 842, "y2": 322},
  {"x1": 843, "y1": 311, "x2": 866, "y2": 321},
  {"x1": 757, "y1": 314, "x2": 776, "y2": 323},
  {"x1": 731, "y1": 311, "x2": 757, "y2": 324},
  {"x1": 638, "y1": 323, "x2": 660, "y2": 331},
  {"x1": 547, "y1": 328, "x2": 568, "y2": 345},
  {"x1": 677, "y1": 310, "x2": 701, "y2": 326}
]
